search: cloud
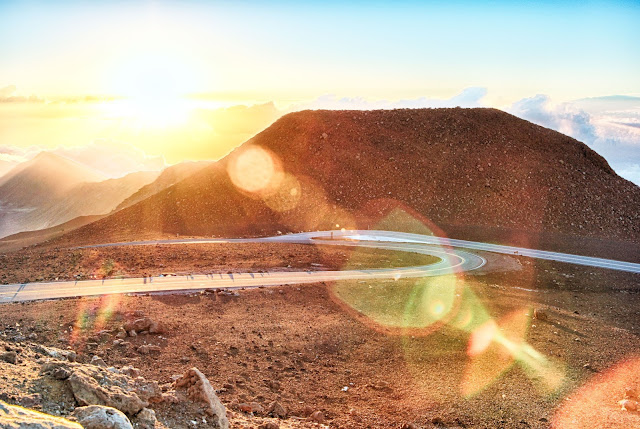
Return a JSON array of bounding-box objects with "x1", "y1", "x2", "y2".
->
[
  {"x1": 53, "y1": 140, "x2": 166, "y2": 178},
  {"x1": 288, "y1": 87, "x2": 488, "y2": 111},
  {"x1": 507, "y1": 95, "x2": 640, "y2": 185},
  {"x1": 0, "y1": 85, "x2": 45, "y2": 103}
]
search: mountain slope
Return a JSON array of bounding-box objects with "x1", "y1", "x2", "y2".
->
[
  {"x1": 58, "y1": 108, "x2": 640, "y2": 246},
  {"x1": 0, "y1": 153, "x2": 159, "y2": 238},
  {"x1": 0, "y1": 152, "x2": 104, "y2": 207},
  {"x1": 115, "y1": 160, "x2": 213, "y2": 211}
]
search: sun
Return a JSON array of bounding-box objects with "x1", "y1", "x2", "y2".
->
[{"x1": 105, "y1": 53, "x2": 198, "y2": 128}]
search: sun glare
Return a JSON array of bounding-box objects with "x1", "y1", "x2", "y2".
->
[{"x1": 105, "y1": 53, "x2": 199, "y2": 128}]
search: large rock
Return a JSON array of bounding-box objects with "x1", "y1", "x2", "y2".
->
[
  {"x1": 175, "y1": 368, "x2": 229, "y2": 429},
  {"x1": 0, "y1": 400, "x2": 82, "y2": 428},
  {"x1": 71, "y1": 405, "x2": 133, "y2": 429},
  {"x1": 68, "y1": 371, "x2": 146, "y2": 415},
  {"x1": 41, "y1": 360, "x2": 161, "y2": 416}
]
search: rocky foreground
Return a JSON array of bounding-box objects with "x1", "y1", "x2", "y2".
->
[{"x1": 0, "y1": 312, "x2": 325, "y2": 429}]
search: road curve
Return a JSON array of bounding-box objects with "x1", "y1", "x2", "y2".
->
[
  {"x1": 1, "y1": 232, "x2": 485, "y2": 303},
  {"x1": 1, "y1": 229, "x2": 638, "y2": 303}
]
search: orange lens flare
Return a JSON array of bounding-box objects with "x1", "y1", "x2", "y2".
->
[{"x1": 228, "y1": 145, "x2": 281, "y2": 193}]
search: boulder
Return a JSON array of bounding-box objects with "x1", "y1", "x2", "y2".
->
[
  {"x1": 175, "y1": 368, "x2": 229, "y2": 429},
  {"x1": 71, "y1": 405, "x2": 133, "y2": 429},
  {"x1": 0, "y1": 400, "x2": 82, "y2": 428},
  {"x1": 68, "y1": 371, "x2": 146, "y2": 415}
]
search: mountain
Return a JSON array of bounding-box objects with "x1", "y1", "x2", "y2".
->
[
  {"x1": 0, "y1": 159, "x2": 16, "y2": 179},
  {"x1": 0, "y1": 152, "x2": 104, "y2": 208},
  {"x1": 0, "y1": 153, "x2": 159, "y2": 238},
  {"x1": 57, "y1": 108, "x2": 640, "y2": 246},
  {"x1": 115, "y1": 160, "x2": 213, "y2": 211}
]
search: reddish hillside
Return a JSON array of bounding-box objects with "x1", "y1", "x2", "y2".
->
[{"x1": 57, "y1": 108, "x2": 640, "y2": 246}]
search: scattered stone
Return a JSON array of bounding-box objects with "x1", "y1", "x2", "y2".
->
[
  {"x1": 128, "y1": 331, "x2": 137, "y2": 338},
  {"x1": 238, "y1": 402, "x2": 263, "y2": 414},
  {"x1": 533, "y1": 308, "x2": 549, "y2": 321},
  {"x1": 34, "y1": 345, "x2": 76, "y2": 362},
  {"x1": 137, "y1": 345, "x2": 150, "y2": 355},
  {"x1": 52, "y1": 367, "x2": 71, "y2": 380},
  {"x1": 619, "y1": 399, "x2": 638, "y2": 411},
  {"x1": 310, "y1": 410, "x2": 325, "y2": 423},
  {"x1": 19, "y1": 393, "x2": 42, "y2": 408},
  {"x1": 134, "y1": 408, "x2": 157, "y2": 429},
  {"x1": 115, "y1": 329, "x2": 127, "y2": 340},
  {"x1": 259, "y1": 422, "x2": 279, "y2": 429},
  {"x1": 0, "y1": 400, "x2": 82, "y2": 428},
  {"x1": 174, "y1": 368, "x2": 229, "y2": 429},
  {"x1": 148, "y1": 321, "x2": 164, "y2": 335},
  {"x1": 267, "y1": 401, "x2": 286, "y2": 418},
  {"x1": 91, "y1": 356, "x2": 107, "y2": 368},
  {"x1": 120, "y1": 366, "x2": 140, "y2": 378},
  {"x1": 72, "y1": 405, "x2": 133, "y2": 429},
  {"x1": 0, "y1": 350, "x2": 17, "y2": 364},
  {"x1": 124, "y1": 318, "x2": 154, "y2": 334}
]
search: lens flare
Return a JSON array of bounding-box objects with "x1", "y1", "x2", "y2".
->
[{"x1": 228, "y1": 145, "x2": 281, "y2": 193}]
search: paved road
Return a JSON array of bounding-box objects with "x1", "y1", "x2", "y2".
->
[{"x1": 1, "y1": 230, "x2": 637, "y2": 303}]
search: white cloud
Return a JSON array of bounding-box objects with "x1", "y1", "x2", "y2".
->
[
  {"x1": 288, "y1": 87, "x2": 488, "y2": 111},
  {"x1": 507, "y1": 95, "x2": 640, "y2": 185}
]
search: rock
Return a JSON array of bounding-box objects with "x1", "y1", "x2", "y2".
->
[
  {"x1": 132, "y1": 379, "x2": 162, "y2": 404},
  {"x1": 120, "y1": 366, "x2": 140, "y2": 378},
  {"x1": 91, "y1": 356, "x2": 107, "y2": 368},
  {"x1": 52, "y1": 367, "x2": 71, "y2": 380},
  {"x1": 128, "y1": 331, "x2": 137, "y2": 338},
  {"x1": 174, "y1": 368, "x2": 229, "y2": 429},
  {"x1": 68, "y1": 370, "x2": 146, "y2": 415},
  {"x1": 19, "y1": 393, "x2": 41, "y2": 408},
  {"x1": 134, "y1": 408, "x2": 156, "y2": 429},
  {"x1": 115, "y1": 329, "x2": 127, "y2": 340},
  {"x1": 0, "y1": 351, "x2": 17, "y2": 364},
  {"x1": 34, "y1": 345, "x2": 76, "y2": 362},
  {"x1": 0, "y1": 400, "x2": 82, "y2": 428},
  {"x1": 72, "y1": 405, "x2": 133, "y2": 429},
  {"x1": 238, "y1": 402, "x2": 263, "y2": 414},
  {"x1": 137, "y1": 345, "x2": 150, "y2": 355},
  {"x1": 148, "y1": 322, "x2": 164, "y2": 335},
  {"x1": 310, "y1": 410, "x2": 325, "y2": 423},
  {"x1": 533, "y1": 308, "x2": 548, "y2": 321},
  {"x1": 619, "y1": 399, "x2": 638, "y2": 411},
  {"x1": 259, "y1": 423, "x2": 279, "y2": 429},
  {"x1": 267, "y1": 401, "x2": 286, "y2": 418},
  {"x1": 124, "y1": 318, "x2": 153, "y2": 334}
]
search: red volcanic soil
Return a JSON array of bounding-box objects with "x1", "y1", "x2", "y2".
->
[
  {"x1": 1, "y1": 258, "x2": 639, "y2": 428},
  {"x1": 52, "y1": 108, "x2": 639, "y2": 248}
]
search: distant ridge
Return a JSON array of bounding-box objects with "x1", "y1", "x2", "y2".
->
[
  {"x1": 56, "y1": 108, "x2": 640, "y2": 246},
  {"x1": 0, "y1": 152, "x2": 159, "y2": 238}
]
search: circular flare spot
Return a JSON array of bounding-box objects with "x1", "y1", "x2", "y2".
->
[{"x1": 228, "y1": 146, "x2": 280, "y2": 193}]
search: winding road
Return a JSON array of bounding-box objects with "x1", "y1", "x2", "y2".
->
[{"x1": 1, "y1": 230, "x2": 638, "y2": 303}]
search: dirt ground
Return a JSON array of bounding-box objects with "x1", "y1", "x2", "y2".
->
[{"x1": 1, "y1": 248, "x2": 638, "y2": 428}]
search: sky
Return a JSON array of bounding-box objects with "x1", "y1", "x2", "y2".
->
[{"x1": 1, "y1": 0, "x2": 639, "y2": 182}]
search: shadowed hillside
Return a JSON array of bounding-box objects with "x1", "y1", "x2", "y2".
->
[{"x1": 56, "y1": 108, "x2": 640, "y2": 246}]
